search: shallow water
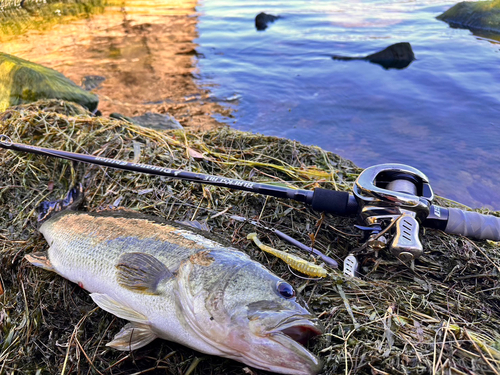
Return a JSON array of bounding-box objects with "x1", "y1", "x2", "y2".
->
[
  {"x1": 2, "y1": 0, "x2": 499, "y2": 209},
  {"x1": 196, "y1": 0, "x2": 500, "y2": 209},
  {"x1": 1, "y1": 0, "x2": 228, "y2": 129}
]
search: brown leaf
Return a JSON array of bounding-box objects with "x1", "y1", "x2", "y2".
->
[{"x1": 187, "y1": 147, "x2": 205, "y2": 160}]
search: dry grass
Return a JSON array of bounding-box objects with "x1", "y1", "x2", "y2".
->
[{"x1": 0, "y1": 100, "x2": 499, "y2": 375}]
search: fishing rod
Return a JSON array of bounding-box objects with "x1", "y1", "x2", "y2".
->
[
  {"x1": 0, "y1": 135, "x2": 357, "y2": 215},
  {"x1": 1, "y1": 135, "x2": 499, "y2": 266}
]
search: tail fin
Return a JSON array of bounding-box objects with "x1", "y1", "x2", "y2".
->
[{"x1": 37, "y1": 183, "x2": 84, "y2": 223}]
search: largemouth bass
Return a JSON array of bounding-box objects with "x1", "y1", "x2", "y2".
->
[{"x1": 26, "y1": 188, "x2": 323, "y2": 375}]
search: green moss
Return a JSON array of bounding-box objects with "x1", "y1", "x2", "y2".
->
[
  {"x1": 0, "y1": 0, "x2": 108, "y2": 40},
  {"x1": 0, "y1": 53, "x2": 98, "y2": 111},
  {"x1": 437, "y1": 0, "x2": 500, "y2": 33}
]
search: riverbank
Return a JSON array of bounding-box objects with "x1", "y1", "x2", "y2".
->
[{"x1": 0, "y1": 100, "x2": 499, "y2": 374}]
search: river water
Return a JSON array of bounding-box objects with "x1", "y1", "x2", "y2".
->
[
  {"x1": 196, "y1": 0, "x2": 500, "y2": 210},
  {"x1": 2, "y1": 0, "x2": 499, "y2": 209}
]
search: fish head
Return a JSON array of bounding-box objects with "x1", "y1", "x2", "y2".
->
[
  {"x1": 237, "y1": 279, "x2": 323, "y2": 375},
  {"x1": 177, "y1": 249, "x2": 323, "y2": 375}
]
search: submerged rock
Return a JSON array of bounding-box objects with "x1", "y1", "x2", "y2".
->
[
  {"x1": 81, "y1": 75, "x2": 106, "y2": 91},
  {"x1": 0, "y1": 53, "x2": 98, "y2": 112},
  {"x1": 437, "y1": 0, "x2": 500, "y2": 34},
  {"x1": 332, "y1": 42, "x2": 415, "y2": 70},
  {"x1": 255, "y1": 12, "x2": 280, "y2": 31},
  {"x1": 110, "y1": 112, "x2": 183, "y2": 130}
]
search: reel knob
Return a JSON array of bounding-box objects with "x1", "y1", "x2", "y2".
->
[{"x1": 390, "y1": 214, "x2": 423, "y2": 261}]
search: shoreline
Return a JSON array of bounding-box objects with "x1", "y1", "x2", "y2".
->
[{"x1": 1, "y1": 0, "x2": 230, "y2": 131}]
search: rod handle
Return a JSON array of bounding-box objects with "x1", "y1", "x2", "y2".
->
[
  {"x1": 309, "y1": 188, "x2": 358, "y2": 216},
  {"x1": 445, "y1": 207, "x2": 500, "y2": 241}
]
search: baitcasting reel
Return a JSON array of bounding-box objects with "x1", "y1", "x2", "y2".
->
[{"x1": 352, "y1": 163, "x2": 434, "y2": 264}]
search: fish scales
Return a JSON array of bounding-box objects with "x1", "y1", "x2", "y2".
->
[
  {"x1": 43, "y1": 212, "x2": 211, "y2": 282},
  {"x1": 33, "y1": 209, "x2": 323, "y2": 375},
  {"x1": 41, "y1": 211, "x2": 233, "y2": 354}
]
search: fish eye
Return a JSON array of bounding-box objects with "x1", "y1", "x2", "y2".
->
[{"x1": 276, "y1": 281, "x2": 296, "y2": 299}]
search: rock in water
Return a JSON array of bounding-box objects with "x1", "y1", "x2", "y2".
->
[
  {"x1": 364, "y1": 42, "x2": 415, "y2": 70},
  {"x1": 437, "y1": 0, "x2": 500, "y2": 34},
  {"x1": 0, "y1": 53, "x2": 99, "y2": 112},
  {"x1": 81, "y1": 75, "x2": 106, "y2": 91},
  {"x1": 255, "y1": 12, "x2": 280, "y2": 31},
  {"x1": 332, "y1": 42, "x2": 415, "y2": 70}
]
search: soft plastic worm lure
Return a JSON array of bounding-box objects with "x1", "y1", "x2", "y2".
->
[{"x1": 247, "y1": 233, "x2": 327, "y2": 278}]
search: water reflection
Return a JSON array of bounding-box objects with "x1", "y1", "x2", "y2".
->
[{"x1": 1, "y1": 0, "x2": 229, "y2": 129}]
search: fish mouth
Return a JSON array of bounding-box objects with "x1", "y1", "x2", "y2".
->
[
  {"x1": 262, "y1": 316, "x2": 323, "y2": 374},
  {"x1": 273, "y1": 316, "x2": 323, "y2": 346}
]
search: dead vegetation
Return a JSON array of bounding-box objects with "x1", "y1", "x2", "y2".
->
[{"x1": 0, "y1": 100, "x2": 499, "y2": 374}]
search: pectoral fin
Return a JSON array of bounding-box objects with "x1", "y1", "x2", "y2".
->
[
  {"x1": 107, "y1": 322, "x2": 157, "y2": 351},
  {"x1": 25, "y1": 252, "x2": 55, "y2": 272},
  {"x1": 90, "y1": 293, "x2": 149, "y2": 323},
  {"x1": 116, "y1": 252, "x2": 172, "y2": 294}
]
